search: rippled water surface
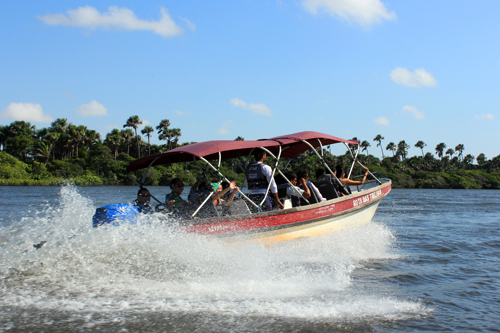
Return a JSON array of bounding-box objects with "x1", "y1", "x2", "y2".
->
[{"x1": 0, "y1": 186, "x2": 499, "y2": 332}]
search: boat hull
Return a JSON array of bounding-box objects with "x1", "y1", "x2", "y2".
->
[{"x1": 183, "y1": 179, "x2": 392, "y2": 245}]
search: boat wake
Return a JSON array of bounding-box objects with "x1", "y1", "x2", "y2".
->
[{"x1": 0, "y1": 185, "x2": 429, "y2": 330}]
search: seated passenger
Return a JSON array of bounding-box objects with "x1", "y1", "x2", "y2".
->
[
  {"x1": 335, "y1": 165, "x2": 370, "y2": 186},
  {"x1": 211, "y1": 180, "x2": 240, "y2": 215},
  {"x1": 297, "y1": 170, "x2": 325, "y2": 202},
  {"x1": 132, "y1": 187, "x2": 153, "y2": 214},
  {"x1": 284, "y1": 171, "x2": 311, "y2": 207},
  {"x1": 188, "y1": 176, "x2": 211, "y2": 202},
  {"x1": 315, "y1": 168, "x2": 347, "y2": 197},
  {"x1": 165, "y1": 178, "x2": 194, "y2": 218},
  {"x1": 245, "y1": 150, "x2": 284, "y2": 211}
]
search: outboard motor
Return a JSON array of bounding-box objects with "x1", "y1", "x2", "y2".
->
[{"x1": 92, "y1": 203, "x2": 139, "y2": 228}]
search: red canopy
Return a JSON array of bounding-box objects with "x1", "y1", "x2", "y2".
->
[
  {"x1": 126, "y1": 131, "x2": 358, "y2": 172},
  {"x1": 267, "y1": 131, "x2": 358, "y2": 158}
]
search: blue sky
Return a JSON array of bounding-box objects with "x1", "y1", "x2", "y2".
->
[{"x1": 1, "y1": 0, "x2": 499, "y2": 159}]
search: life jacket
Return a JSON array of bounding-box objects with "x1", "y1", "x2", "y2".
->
[
  {"x1": 132, "y1": 200, "x2": 153, "y2": 214},
  {"x1": 245, "y1": 162, "x2": 269, "y2": 190}
]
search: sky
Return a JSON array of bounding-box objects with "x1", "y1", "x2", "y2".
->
[{"x1": 1, "y1": 0, "x2": 499, "y2": 160}]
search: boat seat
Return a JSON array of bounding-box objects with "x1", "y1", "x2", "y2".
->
[{"x1": 315, "y1": 178, "x2": 340, "y2": 200}]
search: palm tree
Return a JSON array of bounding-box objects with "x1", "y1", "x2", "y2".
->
[
  {"x1": 48, "y1": 118, "x2": 69, "y2": 160},
  {"x1": 435, "y1": 143, "x2": 446, "y2": 160},
  {"x1": 69, "y1": 125, "x2": 87, "y2": 158},
  {"x1": 123, "y1": 115, "x2": 143, "y2": 158},
  {"x1": 141, "y1": 125, "x2": 154, "y2": 156},
  {"x1": 44, "y1": 132, "x2": 59, "y2": 162},
  {"x1": 397, "y1": 140, "x2": 410, "y2": 160},
  {"x1": 235, "y1": 136, "x2": 244, "y2": 141},
  {"x1": 463, "y1": 154, "x2": 474, "y2": 169},
  {"x1": 105, "y1": 129, "x2": 122, "y2": 160},
  {"x1": 156, "y1": 119, "x2": 171, "y2": 135},
  {"x1": 35, "y1": 142, "x2": 52, "y2": 166},
  {"x1": 120, "y1": 129, "x2": 134, "y2": 156},
  {"x1": 157, "y1": 119, "x2": 171, "y2": 151},
  {"x1": 168, "y1": 128, "x2": 182, "y2": 149},
  {"x1": 386, "y1": 142, "x2": 396, "y2": 157},
  {"x1": 360, "y1": 140, "x2": 371, "y2": 156},
  {"x1": 84, "y1": 129, "x2": 100, "y2": 147},
  {"x1": 373, "y1": 134, "x2": 384, "y2": 158},
  {"x1": 414, "y1": 140, "x2": 426, "y2": 157},
  {"x1": 446, "y1": 148, "x2": 455, "y2": 158},
  {"x1": 455, "y1": 144, "x2": 465, "y2": 162},
  {"x1": 49, "y1": 118, "x2": 68, "y2": 134},
  {"x1": 476, "y1": 153, "x2": 486, "y2": 166}
]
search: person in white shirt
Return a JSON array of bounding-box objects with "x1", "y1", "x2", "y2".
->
[
  {"x1": 284, "y1": 170, "x2": 311, "y2": 206},
  {"x1": 297, "y1": 170, "x2": 326, "y2": 202},
  {"x1": 245, "y1": 150, "x2": 284, "y2": 211}
]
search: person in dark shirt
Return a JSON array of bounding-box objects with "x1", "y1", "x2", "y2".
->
[
  {"x1": 132, "y1": 188, "x2": 153, "y2": 214},
  {"x1": 166, "y1": 178, "x2": 189, "y2": 209}
]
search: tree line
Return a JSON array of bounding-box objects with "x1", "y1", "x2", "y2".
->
[{"x1": 0, "y1": 119, "x2": 499, "y2": 188}]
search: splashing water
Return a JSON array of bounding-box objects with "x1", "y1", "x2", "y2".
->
[{"x1": 0, "y1": 185, "x2": 429, "y2": 330}]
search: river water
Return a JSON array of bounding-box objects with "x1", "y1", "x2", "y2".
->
[{"x1": 0, "y1": 186, "x2": 499, "y2": 332}]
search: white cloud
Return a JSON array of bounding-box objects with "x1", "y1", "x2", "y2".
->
[
  {"x1": 175, "y1": 110, "x2": 189, "y2": 115},
  {"x1": 0, "y1": 102, "x2": 53, "y2": 123},
  {"x1": 390, "y1": 67, "x2": 437, "y2": 87},
  {"x1": 302, "y1": 0, "x2": 396, "y2": 26},
  {"x1": 142, "y1": 119, "x2": 152, "y2": 126},
  {"x1": 217, "y1": 120, "x2": 233, "y2": 135},
  {"x1": 402, "y1": 105, "x2": 425, "y2": 119},
  {"x1": 180, "y1": 17, "x2": 196, "y2": 31},
  {"x1": 375, "y1": 116, "x2": 390, "y2": 126},
  {"x1": 39, "y1": 6, "x2": 184, "y2": 37},
  {"x1": 476, "y1": 113, "x2": 494, "y2": 120},
  {"x1": 76, "y1": 100, "x2": 108, "y2": 116},
  {"x1": 230, "y1": 98, "x2": 273, "y2": 116}
]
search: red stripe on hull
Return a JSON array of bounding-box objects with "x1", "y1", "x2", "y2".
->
[{"x1": 184, "y1": 183, "x2": 391, "y2": 236}]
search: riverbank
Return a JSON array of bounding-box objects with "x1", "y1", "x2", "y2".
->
[{"x1": 2, "y1": 151, "x2": 499, "y2": 188}]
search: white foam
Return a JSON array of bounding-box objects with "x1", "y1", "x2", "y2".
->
[{"x1": 0, "y1": 185, "x2": 427, "y2": 323}]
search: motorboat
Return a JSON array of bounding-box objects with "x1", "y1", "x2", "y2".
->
[{"x1": 124, "y1": 131, "x2": 392, "y2": 245}]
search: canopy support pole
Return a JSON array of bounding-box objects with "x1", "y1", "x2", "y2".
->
[
  {"x1": 260, "y1": 146, "x2": 310, "y2": 205},
  {"x1": 343, "y1": 143, "x2": 381, "y2": 185},
  {"x1": 127, "y1": 172, "x2": 163, "y2": 204},
  {"x1": 198, "y1": 156, "x2": 260, "y2": 211},
  {"x1": 299, "y1": 140, "x2": 344, "y2": 191}
]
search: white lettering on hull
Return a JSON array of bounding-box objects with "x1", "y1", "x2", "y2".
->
[{"x1": 352, "y1": 189, "x2": 382, "y2": 207}]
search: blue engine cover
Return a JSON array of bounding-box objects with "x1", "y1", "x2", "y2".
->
[{"x1": 92, "y1": 203, "x2": 140, "y2": 228}]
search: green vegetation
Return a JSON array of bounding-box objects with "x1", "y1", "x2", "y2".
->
[{"x1": 1, "y1": 121, "x2": 499, "y2": 189}]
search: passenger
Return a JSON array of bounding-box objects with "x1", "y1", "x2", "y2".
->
[
  {"x1": 211, "y1": 180, "x2": 240, "y2": 215},
  {"x1": 297, "y1": 170, "x2": 325, "y2": 202},
  {"x1": 335, "y1": 165, "x2": 370, "y2": 186},
  {"x1": 188, "y1": 176, "x2": 211, "y2": 202},
  {"x1": 132, "y1": 187, "x2": 153, "y2": 214},
  {"x1": 245, "y1": 150, "x2": 284, "y2": 211},
  {"x1": 284, "y1": 171, "x2": 311, "y2": 207},
  {"x1": 316, "y1": 167, "x2": 348, "y2": 197},
  {"x1": 166, "y1": 178, "x2": 191, "y2": 213}
]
